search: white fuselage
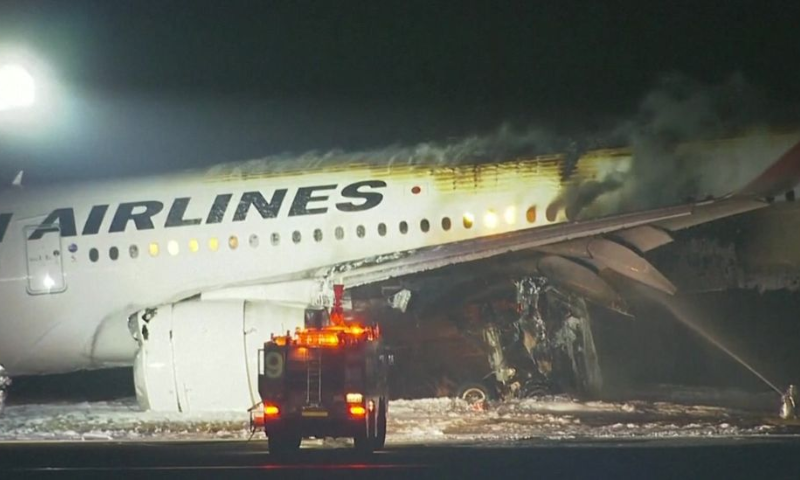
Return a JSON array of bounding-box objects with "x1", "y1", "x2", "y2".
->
[{"x1": 0, "y1": 159, "x2": 564, "y2": 375}]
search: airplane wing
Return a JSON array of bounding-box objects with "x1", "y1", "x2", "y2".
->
[
  {"x1": 317, "y1": 197, "x2": 764, "y2": 292},
  {"x1": 313, "y1": 138, "x2": 800, "y2": 302}
]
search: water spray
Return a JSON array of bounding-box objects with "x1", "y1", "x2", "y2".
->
[{"x1": 640, "y1": 288, "x2": 795, "y2": 418}]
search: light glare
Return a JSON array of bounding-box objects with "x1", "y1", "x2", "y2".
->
[
  {"x1": 484, "y1": 210, "x2": 498, "y2": 229},
  {"x1": 0, "y1": 64, "x2": 35, "y2": 111},
  {"x1": 504, "y1": 206, "x2": 516, "y2": 225}
]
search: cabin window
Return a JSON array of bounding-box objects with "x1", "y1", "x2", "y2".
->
[
  {"x1": 271, "y1": 232, "x2": 280, "y2": 246},
  {"x1": 526, "y1": 206, "x2": 537, "y2": 224},
  {"x1": 378, "y1": 223, "x2": 387, "y2": 236},
  {"x1": 314, "y1": 229, "x2": 323, "y2": 242},
  {"x1": 441, "y1": 217, "x2": 452, "y2": 231},
  {"x1": 463, "y1": 213, "x2": 474, "y2": 229},
  {"x1": 168, "y1": 240, "x2": 180, "y2": 256},
  {"x1": 399, "y1": 221, "x2": 408, "y2": 234},
  {"x1": 420, "y1": 219, "x2": 430, "y2": 233},
  {"x1": 149, "y1": 243, "x2": 160, "y2": 257},
  {"x1": 189, "y1": 239, "x2": 200, "y2": 253},
  {"x1": 292, "y1": 230, "x2": 302, "y2": 244},
  {"x1": 228, "y1": 235, "x2": 239, "y2": 250},
  {"x1": 335, "y1": 226, "x2": 345, "y2": 240},
  {"x1": 208, "y1": 237, "x2": 220, "y2": 252},
  {"x1": 109, "y1": 246, "x2": 119, "y2": 261},
  {"x1": 249, "y1": 234, "x2": 259, "y2": 248},
  {"x1": 89, "y1": 248, "x2": 99, "y2": 263},
  {"x1": 129, "y1": 245, "x2": 139, "y2": 259},
  {"x1": 356, "y1": 225, "x2": 366, "y2": 238}
]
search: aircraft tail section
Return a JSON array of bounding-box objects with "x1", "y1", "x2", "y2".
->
[{"x1": 737, "y1": 139, "x2": 800, "y2": 198}]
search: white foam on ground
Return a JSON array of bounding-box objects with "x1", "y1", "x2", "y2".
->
[{"x1": 0, "y1": 392, "x2": 790, "y2": 443}]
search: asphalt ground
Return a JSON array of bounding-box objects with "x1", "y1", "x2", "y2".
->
[{"x1": 1, "y1": 437, "x2": 799, "y2": 479}]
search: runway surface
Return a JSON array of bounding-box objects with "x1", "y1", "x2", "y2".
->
[{"x1": 1, "y1": 437, "x2": 800, "y2": 479}]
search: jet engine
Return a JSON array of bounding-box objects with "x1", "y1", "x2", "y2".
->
[{"x1": 131, "y1": 299, "x2": 306, "y2": 412}]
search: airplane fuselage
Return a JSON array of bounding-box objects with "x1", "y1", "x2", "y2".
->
[{"x1": 0, "y1": 160, "x2": 563, "y2": 375}]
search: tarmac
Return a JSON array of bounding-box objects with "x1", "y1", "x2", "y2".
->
[{"x1": 1, "y1": 437, "x2": 800, "y2": 479}]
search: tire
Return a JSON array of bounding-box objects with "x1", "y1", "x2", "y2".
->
[
  {"x1": 353, "y1": 410, "x2": 375, "y2": 453},
  {"x1": 374, "y1": 399, "x2": 387, "y2": 450},
  {"x1": 456, "y1": 382, "x2": 493, "y2": 404},
  {"x1": 268, "y1": 430, "x2": 301, "y2": 454}
]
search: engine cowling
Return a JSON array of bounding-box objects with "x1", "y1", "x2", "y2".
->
[{"x1": 132, "y1": 299, "x2": 305, "y2": 412}]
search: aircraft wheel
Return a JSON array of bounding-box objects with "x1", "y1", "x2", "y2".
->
[{"x1": 457, "y1": 382, "x2": 493, "y2": 404}]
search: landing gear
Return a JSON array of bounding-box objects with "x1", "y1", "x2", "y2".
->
[
  {"x1": 472, "y1": 277, "x2": 603, "y2": 400},
  {"x1": 457, "y1": 382, "x2": 494, "y2": 404}
]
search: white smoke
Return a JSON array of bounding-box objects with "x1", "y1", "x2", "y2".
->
[
  {"x1": 562, "y1": 73, "x2": 793, "y2": 218},
  {"x1": 207, "y1": 124, "x2": 569, "y2": 176},
  {"x1": 209, "y1": 73, "x2": 795, "y2": 220}
]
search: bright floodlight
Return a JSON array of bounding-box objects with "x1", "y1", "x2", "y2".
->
[{"x1": 0, "y1": 64, "x2": 36, "y2": 111}]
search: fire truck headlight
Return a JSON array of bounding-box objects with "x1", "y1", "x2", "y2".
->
[{"x1": 346, "y1": 393, "x2": 363, "y2": 404}]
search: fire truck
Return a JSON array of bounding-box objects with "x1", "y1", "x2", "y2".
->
[{"x1": 249, "y1": 288, "x2": 389, "y2": 453}]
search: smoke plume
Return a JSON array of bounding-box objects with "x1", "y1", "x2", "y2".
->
[{"x1": 210, "y1": 73, "x2": 794, "y2": 221}]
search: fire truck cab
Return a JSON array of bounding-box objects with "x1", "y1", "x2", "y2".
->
[{"x1": 250, "y1": 318, "x2": 389, "y2": 453}]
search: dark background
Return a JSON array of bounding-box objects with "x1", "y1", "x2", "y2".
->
[{"x1": 0, "y1": 0, "x2": 799, "y2": 183}]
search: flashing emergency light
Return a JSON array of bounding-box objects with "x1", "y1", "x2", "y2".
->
[
  {"x1": 264, "y1": 404, "x2": 280, "y2": 417},
  {"x1": 296, "y1": 330, "x2": 340, "y2": 347},
  {"x1": 348, "y1": 405, "x2": 366, "y2": 417},
  {"x1": 275, "y1": 322, "x2": 379, "y2": 348}
]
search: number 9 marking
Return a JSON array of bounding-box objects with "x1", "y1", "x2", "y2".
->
[{"x1": 265, "y1": 351, "x2": 284, "y2": 379}]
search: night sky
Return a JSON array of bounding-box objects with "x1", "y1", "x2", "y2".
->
[{"x1": 0, "y1": 0, "x2": 798, "y2": 183}]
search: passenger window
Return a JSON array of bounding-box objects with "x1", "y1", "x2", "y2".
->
[
  {"x1": 149, "y1": 243, "x2": 160, "y2": 257},
  {"x1": 441, "y1": 217, "x2": 452, "y2": 231},
  {"x1": 208, "y1": 237, "x2": 220, "y2": 252},
  {"x1": 356, "y1": 225, "x2": 366, "y2": 238},
  {"x1": 249, "y1": 234, "x2": 259, "y2": 248},
  {"x1": 399, "y1": 221, "x2": 408, "y2": 234},
  {"x1": 129, "y1": 245, "x2": 139, "y2": 259},
  {"x1": 228, "y1": 235, "x2": 239, "y2": 250},
  {"x1": 314, "y1": 229, "x2": 323, "y2": 242},
  {"x1": 526, "y1": 206, "x2": 537, "y2": 223},
  {"x1": 109, "y1": 246, "x2": 119, "y2": 261},
  {"x1": 89, "y1": 248, "x2": 99, "y2": 263},
  {"x1": 271, "y1": 232, "x2": 280, "y2": 246},
  {"x1": 420, "y1": 219, "x2": 430, "y2": 233},
  {"x1": 189, "y1": 239, "x2": 200, "y2": 253},
  {"x1": 378, "y1": 223, "x2": 387, "y2": 236},
  {"x1": 168, "y1": 240, "x2": 180, "y2": 256},
  {"x1": 463, "y1": 213, "x2": 474, "y2": 229},
  {"x1": 292, "y1": 230, "x2": 301, "y2": 243},
  {"x1": 335, "y1": 226, "x2": 345, "y2": 240}
]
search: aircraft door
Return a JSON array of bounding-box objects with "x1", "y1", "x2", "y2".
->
[{"x1": 24, "y1": 225, "x2": 66, "y2": 295}]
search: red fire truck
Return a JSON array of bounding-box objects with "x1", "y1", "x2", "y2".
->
[{"x1": 249, "y1": 299, "x2": 389, "y2": 453}]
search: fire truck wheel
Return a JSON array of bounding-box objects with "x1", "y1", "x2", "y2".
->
[
  {"x1": 354, "y1": 416, "x2": 375, "y2": 453},
  {"x1": 268, "y1": 431, "x2": 301, "y2": 454},
  {"x1": 368, "y1": 407, "x2": 377, "y2": 441},
  {"x1": 375, "y1": 399, "x2": 387, "y2": 450}
]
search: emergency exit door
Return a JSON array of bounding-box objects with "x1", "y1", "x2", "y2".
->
[{"x1": 24, "y1": 225, "x2": 66, "y2": 295}]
